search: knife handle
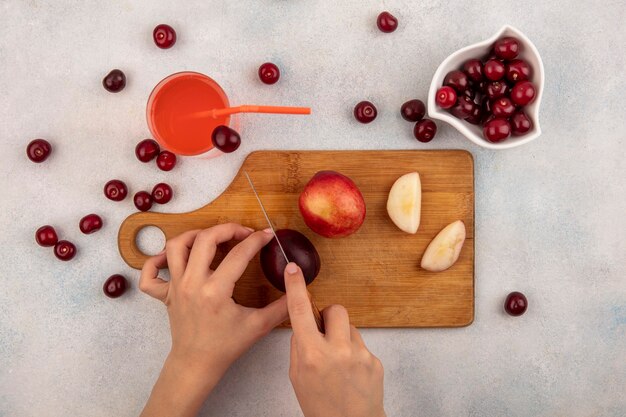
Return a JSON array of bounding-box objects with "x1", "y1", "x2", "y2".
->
[{"x1": 307, "y1": 291, "x2": 325, "y2": 334}]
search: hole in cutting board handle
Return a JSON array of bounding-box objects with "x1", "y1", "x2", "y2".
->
[{"x1": 135, "y1": 225, "x2": 166, "y2": 256}]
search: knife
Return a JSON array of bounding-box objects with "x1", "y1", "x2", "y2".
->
[{"x1": 244, "y1": 171, "x2": 325, "y2": 333}]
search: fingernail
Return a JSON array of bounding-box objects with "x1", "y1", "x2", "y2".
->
[
  {"x1": 263, "y1": 227, "x2": 273, "y2": 234},
  {"x1": 286, "y1": 262, "x2": 298, "y2": 275},
  {"x1": 244, "y1": 226, "x2": 255, "y2": 232}
]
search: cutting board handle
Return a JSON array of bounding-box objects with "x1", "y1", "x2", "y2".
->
[{"x1": 118, "y1": 210, "x2": 224, "y2": 269}]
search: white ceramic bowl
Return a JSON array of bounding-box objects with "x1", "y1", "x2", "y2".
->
[{"x1": 428, "y1": 25, "x2": 544, "y2": 149}]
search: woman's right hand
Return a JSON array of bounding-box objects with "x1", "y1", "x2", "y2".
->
[{"x1": 284, "y1": 262, "x2": 386, "y2": 417}]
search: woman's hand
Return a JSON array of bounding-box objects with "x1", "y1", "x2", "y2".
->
[
  {"x1": 140, "y1": 223, "x2": 288, "y2": 417},
  {"x1": 284, "y1": 262, "x2": 386, "y2": 417}
]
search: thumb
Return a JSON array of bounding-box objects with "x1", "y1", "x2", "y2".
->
[{"x1": 251, "y1": 295, "x2": 288, "y2": 334}]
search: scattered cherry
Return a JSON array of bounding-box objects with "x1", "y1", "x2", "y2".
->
[
  {"x1": 54, "y1": 240, "x2": 76, "y2": 261},
  {"x1": 400, "y1": 99, "x2": 426, "y2": 121},
  {"x1": 443, "y1": 70, "x2": 469, "y2": 92},
  {"x1": 413, "y1": 119, "x2": 437, "y2": 143},
  {"x1": 462, "y1": 59, "x2": 483, "y2": 82},
  {"x1": 484, "y1": 59, "x2": 505, "y2": 81},
  {"x1": 104, "y1": 179, "x2": 128, "y2": 201},
  {"x1": 377, "y1": 11, "x2": 398, "y2": 33},
  {"x1": 153, "y1": 24, "x2": 176, "y2": 49},
  {"x1": 511, "y1": 111, "x2": 534, "y2": 136},
  {"x1": 258, "y1": 62, "x2": 280, "y2": 85},
  {"x1": 506, "y1": 59, "x2": 531, "y2": 82},
  {"x1": 483, "y1": 118, "x2": 511, "y2": 143},
  {"x1": 491, "y1": 97, "x2": 516, "y2": 118},
  {"x1": 27, "y1": 139, "x2": 52, "y2": 163},
  {"x1": 156, "y1": 151, "x2": 176, "y2": 171},
  {"x1": 102, "y1": 69, "x2": 126, "y2": 93},
  {"x1": 485, "y1": 81, "x2": 509, "y2": 100},
  {"x1": 152, "y1": 183, "x2": 173, "y2": 204},
  {"x1": 211, "y1": 125, "x2": 241, "y2": 153},
  {"x1": 494, "y1": 37, "x2": 520, "y2": 60},
  {"x1": 354, "y1": 101, "x2": 377, "y2": 124},
  {"x1": 135, "y1": 139, "x2": 160, "y2": 163},
  {"x1": 79, "y1": 214, "x2": 103, "y2": 234},
  {"x1": 435, "y1": 87, "x2": 457, "y2": 109},
  {"x1": 35, "y1": 225, "x2": 58, "y2": 247},
  {"x1": 103, "y1": 274, "x2": 128, "y2": 298},
  {"x1": 504, "y1": 291, "x2": 528, "y2": 316},
  {"x1": 510, "y1": 81, "x2": 536, "y2": 106},
  {"x1": 134, "y1": 191, "x2": 153, "y2": 212}
]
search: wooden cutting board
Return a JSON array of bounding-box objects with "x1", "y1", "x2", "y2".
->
[{"x1": 118, "y1": 150, "x2": 474, "y2": 327}]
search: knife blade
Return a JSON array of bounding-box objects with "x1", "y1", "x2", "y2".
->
[
  {"x1": 244, "y1": 171, "x2": 290, "y2": 264},
  {"x1": 244, "y1": 171, "x2": 325, "y2": 334}
]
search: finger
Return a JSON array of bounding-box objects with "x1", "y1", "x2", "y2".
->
[
  {"x1": 350, "y1": 325, "x2": 366, "y2": 348},
  {"x1": 139, "y1": 251, "x2": 169, "y2": 302},
  {"x1": 289, "y1": 333, "x2": 298, "y2": 380},
  {"x1": 284, "y1": 262, "x2": 321, "y2": 343},
  {"x1": 322, "y1": 304, "x2": 351, "y2": 343},
  {"x1": 211, "y1": 228, "x2": 274, "y2": 293},
  {"x1": 248, "y1": 295, "x2": 288, "y2": 336},
  {"x1": 166, "y1": 229, "x2": 201, "y2": 280},
  {"x1": 187, "y1": 223, "x2": 255, "y2": 278}
]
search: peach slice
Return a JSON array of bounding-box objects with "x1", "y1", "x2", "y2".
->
[
  {"x1": 421, "y1": 220, "x2": 466, "y2": 272},
  {"x1": 386, "y1": 172, "x2": 421, "y2": 234}
]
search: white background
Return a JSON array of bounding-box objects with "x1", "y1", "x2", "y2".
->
[{"x1": 1, "y1": 1, "x2": 625, "y2": 416}]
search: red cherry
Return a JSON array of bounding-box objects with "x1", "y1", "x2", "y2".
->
[
  {"x1": 400, "y1": 99, "x2": 426, "y2": 122},
  {"x1": 36, "y1": 225, "x2": 58, "y2": 247},
  {"x1": 377, "y1": 11, "x2": 398, "y2": 33},
  {"x1": 413, "y1": 119, "x2": 437, "y2": 143},
  {"x1": 211, "y1": 125, "x2": 241, "y2": 153},
  {"x1": 153, "y1": 24, "x2": 176, "y2": 49},
  {"x1": 484, "y1": 59, "x2": 505, "y2": 81},
  {"x1": 79, "y1": 214, "x2": 103, "y2": 234},
  {"x1": 54, "y1": 240, "x2": 76, "y2": 261},
  {"x1": 462, "y1": 59, "x2": 483, "y2": 82},
  {"x1": 494, "y1": 37, "x2": 520, "y2": 60},
  {"x1": 103, "y1": 275, "x2": 128, "y2": 298},
  {"x1": 450, "y1": 95, "x2": 476, "y2": 119},
  {"x1": 151, "y1": 183, "x2": 173, "y2": 204},
  {"x1": 510, "y1": 111, "x2": 534, "y2": 136},
  {"x1": 102, "y1": 69, "x2": 126, "y2": 93},
  {"x1": 506, "y1": 59, "x2": 531, "y2": 82},
  {"x1": 258, "y1": 63, "x2": 280, "y2": 85},
  {"x1": 135, "y1": 139, "x2": 160, "y2": 163},
  {"x1": 134, "y1": 191, "x2": 153, "y2": 212},
  {"x1": 354, "y1": 101, "x2": 377, "y2": 124},
  {"x1": 504, "y1": 291, "x2": 528, "y2": 316},
  {"x1": 443, "y1": 70, "x2": 469, "y2": 93},
  {"x1": 464, "y1": 106, "x2": 483, "y2": 125},
  {"x1": 485, "y1": 81, "x2": 509, "y2": 100},
  {"x1": 156, "y1": 151, "x2": 177, "y2": 171},
  {"x1": 435, "y1": 87, "x2": 457, "y2": 109},
  {"x1": 27, "y1": 139, "x2": 52, "y2": 163},
  {"x1": 483, "y1": 118, "x2": 511, "y2": 143},
  {"x1": 491, "y1": 97, "x2": 517, "y2": 118},
  {"x1": 511, "y1": 81, "x2": 537, "y2": 106},
  {"x1": 104, "y1": 180, "x2": 128, "y2": 201}
]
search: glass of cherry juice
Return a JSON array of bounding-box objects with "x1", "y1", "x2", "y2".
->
[{"x1": 147, "y1": 71, "x2": 233, "y2": 158}]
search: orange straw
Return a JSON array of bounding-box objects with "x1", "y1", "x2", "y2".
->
[{"x1": 193, "y1": 105, "x2": 311, "y2": 119}]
